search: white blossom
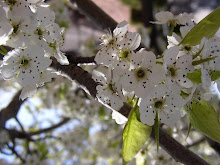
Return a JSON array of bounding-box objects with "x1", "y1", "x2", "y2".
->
[
  {"x1": 0, "y1": 8, "x2": 13, "y2": 45},
  {"x1": 121, "y1": 49, "x2": 164, "y2": 98},
  {"x1": 200, "y1": 37, "x2": 220, "y2": 88},
  {"x1": 152, "y1": 11, "x2": 193, "y2": 26},
  {"x1": 112, "y1": 110, "x2": 127, "y2": 124},
  {"x1": 95, "y1": 21, "x2": 129, "y2": 66},
  {"x1": 163, "y1": 46, "x2": 194, "y2": 92},
  {"x1": 140, "y1": 84, "x2": 183, "y2": 127},
  {"x1": 93, "y1": 68, "x2": 125, "y2": 110},
  {"x1": 167, "y1": 25, "x2": 199, "y2": 57},
  {"x1": 0, "y1": 45, "x2": 51, "y2": 87}
]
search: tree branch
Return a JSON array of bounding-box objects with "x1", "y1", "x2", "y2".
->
[
  {"x1": 206, "y1": 137, "x2": 220, "y2": 156},
  {"x1": 185, "y1": 138, "x2": 206, "y2": 148},
  {"x1": 7, "y1": 144, "x2": 25, "y2": 163},
  {"x1": 50, "y1": 57, "x2": 98, "y2": 98},
  {"x1": 66, "y1": 55, "x2": 95, "y2": 64},
  {"x1": 0, "y1": 90, "x2": 23, "y2": 128},
  {"x1": 28, "y1": 117, "x2": 70, "y2": 136},
  {"x1": 151, "y1": 129, "x2": 209, "y2": 165},
  {"x1": 70, "y1": 0, "x2": 117, "y2": 31}
]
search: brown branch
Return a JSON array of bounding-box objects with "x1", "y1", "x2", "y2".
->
[
  {"x1": 186, "y1": 138, "x2": 206, "y2": 148},
  {"x1": 70, "y1": 0, "x2": 117, "y2": 31},
  {"x1": 7, "y1": 144, "x2": 25, "y2": 163},
  {"x1": 141, "y1": 0, "x2": 162, "y2": 54},
  {"x1": 0, "y1": 90, "x2": 23, "y2": 128},
  {"x1": 67, "y1": 55, "x2": 95, "y2": 64},
  {"x1": 206, "y1": 137, "x2": 220, "y2": 156},
  {"x1": 50, "y1": 57, "x2": 98, "y2": 98},
  {"x1": 28, "y1": 117, "x2": 70, "y2": 136},
  {"x1": 151, "y1": 128, "x2": 209, "y2": 165}
]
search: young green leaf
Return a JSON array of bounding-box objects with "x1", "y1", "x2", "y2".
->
[
  {"x1": 0, "y1": 45, "x2": 8, "y2": 55},
  {"x1": 38, "y1": 142, "x2": 49, "y2": 160},
  {"x1": 185, "y1": 99, "x2": 220, "y2": 143},
  {"x1": 210, "y1": 70, "x2": 220, "y2": 81},
  {"x1": 123, "y1": 106, "x2": 152, "y2": 165},
  {"x1": 180, "y1": 7, "x2": 220, "y2": 46},
  {"x1": 187, "y1": 69, "x2": 202, "y2": 84}
]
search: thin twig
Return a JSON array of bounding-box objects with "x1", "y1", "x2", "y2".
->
[
  {"x1": 50, "y1": 58, "x2": 98, "y2": 98},
  {"x1": 15, "y1": 117, "x2": 25, "y2": 132},
  {"x1": 70, "y1": 0, "x2": 117, "y2": 31},
  {"x1": 28, "y1": 117, "x2": 70, "y2": 136},
  {"x1": 34, "y1": 135, "x2": 62, "y2": 141},
  {"x1": 7, "y1": 144, "x2": 25, "y2": 163},
  {"x1": 0, "y1": 90, "x2": 23, "y2": 128},
  {"x1": 186, "y1": 138, "x2": 206, "y2": 148},
  {"x1": 67, "y1": 55, "x2": 96, "y2": 64}
]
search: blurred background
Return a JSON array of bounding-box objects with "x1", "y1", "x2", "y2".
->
[{"x1": 0, "y1": 0, "x2": 220, "y2": 165}]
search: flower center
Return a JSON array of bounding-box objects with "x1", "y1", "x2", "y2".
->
[
  {"x1": 48, "y1": 41, "x2": 57, "y2": 52},
  {"x1": 154, "y1": 100, "x2": 163, "y2": 109},
  {"x1": 7, "y1": 0, "x2": 17, "y2": 5},
  {"x1": 120, "y1": 50, "x2": 129, "y2": 58},
  {"x1": 20, "y1": 59, "x2": 29, "y2": 67},
  {"x1": 184, "y1": 46, "x2": 191, "y2": 51},
  {"x1": 168, "y1": 67, "x2": 176, "y2": 77},
  {"x1": 34, "y1": 27, "x2": 44, "y2": 39},
  {"x1": 108, "y1": 83, "x2": 114, "y2": 92},
  {"x1": 12, "y1": 24, "x2": 20, "y2": 34},
  {"x1": 136, "y1": 68, "x2": 145, "y2": 78}
]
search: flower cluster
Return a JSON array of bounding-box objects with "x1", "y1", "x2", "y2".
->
[
  {"x1": 93, "y1": 14, "x2": 220, "y2": 127},
  {"x1": 0, "y1": 0, "x2": 68, "y2": 100}
]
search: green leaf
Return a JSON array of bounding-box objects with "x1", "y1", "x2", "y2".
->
[
  {"x1": 38, "y1": 142, "x2": 49, "y2": 160},
  {"x1": 154, "y1": 112, "x2": 159, "y2": 152},
  {"x1": 123, "y1": 106, "x2": 152, "y2": 165},
  {"x1": 210, "y1": 70, "x2": 220, "y2": 81},
  {"x1": 180, "y1": 7, "x2": 220, "y2": 46},
  {"x1": 185, "y1": 99, "x2": 220, "y2": 143},
  {"x1": 187, "y1": 69, "x2": 202, "y2": 84},
  {"x1": 0, "y1": 45, "x2": 8, "y2": 55},
  {"x1": 121, "y1": 0, "x2": 141, "y2": 10}
]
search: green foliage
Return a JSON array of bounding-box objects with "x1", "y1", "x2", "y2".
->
[
  {"x1": 187, "y1": 70, "x2": 202, "y2": 84},
  {"x1": 123, "y1": 106, "x2": 152, "y2": 164},
  {"x1": 121, "y1": 0, "x2": 141, "y2": 10},
  {"x1": 98, "y1": 106, "x2": 107, "y2": 120},
  {"x1": 186, "y1": 99, "x2": 220, "y2": 143},
  {"x1": 210, "y1": 70, "x2": 220, "y2": 81},
  {"x1": 38, "y1": 142, "x2": 49, "y2": 160},
  {"x1": 180, "y1": 7, "x2": 220, "y2": 46},
  {"x1": 0, "y1": 45, "x2": 8, "y2": 55},
  {"x1": 187, "y1": 69, "x2": 220, "y2": 84}
]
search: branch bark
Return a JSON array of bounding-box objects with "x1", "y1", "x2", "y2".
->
[
  {"x1": 50, "y1": 57, "x2": 98, "y2": 98},
  {"x1": 28, "y1": 117, "x2": 70, "y2": 136},
  {"x1": 71, "y1": 0, "x2": 117, "y2": 31},
  {"x1": 0, "y1": 90, "x2": 23, "y2": 128}
]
